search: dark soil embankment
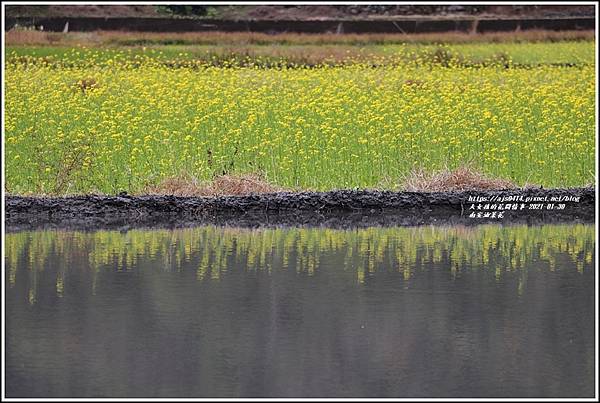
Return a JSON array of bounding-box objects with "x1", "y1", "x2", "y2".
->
[
  {"x1": 5, "y1": 188, "x2": 594, "y2": 231},
  {"x1": 5, "y1": 16, "x2": 595, "y2": 33}
]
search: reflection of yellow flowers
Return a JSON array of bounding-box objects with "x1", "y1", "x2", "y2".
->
[
  {"x1": 5, "y1": 224, "x2": 595, "y2": 302},
  {"x1": 4, "y1": 44, "x2": 594, "y2": 194}
]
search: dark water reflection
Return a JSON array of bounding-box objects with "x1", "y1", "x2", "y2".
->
[{"x1": 5, "y1": 224, "x2": 595, "y2": 397}]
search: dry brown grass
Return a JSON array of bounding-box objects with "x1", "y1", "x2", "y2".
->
[
  {"x1": 5, "y1": 29, "x2": 595, "y2": 46},
  {"x1": 144, "y1": 173, "x2": 284, "y2": 196},
  {"x1": 5, "y1": 30, "x2": 102, "y2": 46},
  {"x1": 94, "y1": 29, "x2": 598, "y2": 46},
  {"x1": 73, "y1": 77, "x2": 99, "y2": 93},
  {"x1": 400, "y1": 165, "x2": 517, "y2": 192}
]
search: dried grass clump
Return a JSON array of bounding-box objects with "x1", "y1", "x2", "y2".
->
[
  {"x1": 145, "y1": 173, "x2": 283, "y2": 196},
  {"x1": 73, "y1": 77, "x2": 99, "y2": 93},
  {"x1": 401, "y1": 165, "x2": 517, "y2": 192}
]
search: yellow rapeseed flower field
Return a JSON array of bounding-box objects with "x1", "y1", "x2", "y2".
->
[{"x1": 4, "y1": 47, "x2": 595, "y2": 194}]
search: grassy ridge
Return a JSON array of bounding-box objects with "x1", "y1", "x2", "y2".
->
[
  {"x1": 6, "y1": 29, "x2": 596, "y2": 47},
  {"x1": 6, "y1": 40, "x2": 595, "y2": 67}
]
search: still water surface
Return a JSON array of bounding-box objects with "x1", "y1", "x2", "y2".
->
[{"x1": 5, "y1": 224, "x2": 595, "y2": 397}]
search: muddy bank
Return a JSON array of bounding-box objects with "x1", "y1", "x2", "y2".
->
[{"x1": 5, "y1": 188, "x2": 595, "y2": 231}]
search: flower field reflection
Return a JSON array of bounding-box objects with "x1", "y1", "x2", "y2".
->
[{"x1": 5, "y1": 224, "x2": 594, "y2": 304}]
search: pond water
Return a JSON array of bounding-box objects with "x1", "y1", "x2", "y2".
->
[{"x1": 5, "y1": 224, "x2": 595, "y2": 398}]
